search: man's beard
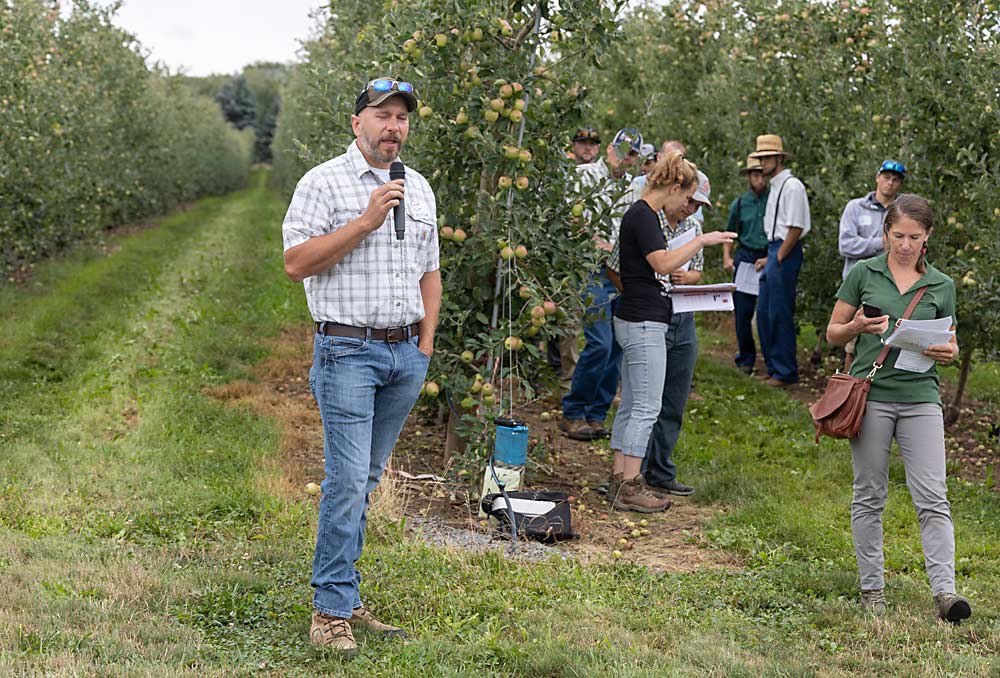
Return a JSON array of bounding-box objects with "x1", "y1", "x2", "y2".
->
[{"x1": 360, "y1": 129, "x2": 402, "y2": 164}]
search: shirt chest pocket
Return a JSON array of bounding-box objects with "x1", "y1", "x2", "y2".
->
[{"x1": 405, "y1": 200, "x2": 434, "y2": 272}]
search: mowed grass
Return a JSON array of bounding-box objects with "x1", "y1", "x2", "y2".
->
[{"x1": 3, "y1": 170, "x2": 1000, "y2": 676}]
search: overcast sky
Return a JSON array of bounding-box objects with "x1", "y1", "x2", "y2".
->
[{"x1": 98, "y1": 0, "x2": 326, "y2": 76}]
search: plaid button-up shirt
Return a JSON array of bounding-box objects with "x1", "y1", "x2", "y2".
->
[
  {"x1": 282, "y1": 141, "x2": 439, "y2": 328},
  {"x1": 606, "y1": 205, "x2": 703, "y2": 293}
]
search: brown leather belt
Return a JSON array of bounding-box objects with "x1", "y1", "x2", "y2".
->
[{"x1": 315, "y1": 322, "x2": 419, "y2": 342}]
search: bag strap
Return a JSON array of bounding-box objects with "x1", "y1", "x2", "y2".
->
[{"x1": 867, "y1": 285, "x2": 929, "y2": 379}]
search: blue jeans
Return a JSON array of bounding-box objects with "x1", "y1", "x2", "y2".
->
[
  {"x1": 732, "y1": 247, "x2": 766, "y2": 369},
  {"x1": 757, "y1": 240, "x2": 803, "y2": 383},
  {"x1": 610, "y1": 317, "x2": 670, "y2": 458},
  {"x1": 309, "y1": 332, "x2": 429, "y2": 618},
  {"x1": 562, "y1": 271, "x2": 622, "y2": 423},
  {"x1": 642, "y1": 312, "x2": 697, "y2": 485}
]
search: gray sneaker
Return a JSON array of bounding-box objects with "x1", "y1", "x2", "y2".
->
[
  {"x1": 860, "y1": 588, "x2": 887, "y2": 616},
  {"x1": 647, "y1": 479, "x2": 695, "y2": 496},
  {"x1": 934, "y1": 592, "x2": 971, "y2": 624}
]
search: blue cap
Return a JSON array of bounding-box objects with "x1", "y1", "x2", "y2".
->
[
  {"x1": 612, "y1": 128, "x2": 643, "y2": 155},
  {"x1": 878, "y1": 160, "x2": 907, "y2": 179}
]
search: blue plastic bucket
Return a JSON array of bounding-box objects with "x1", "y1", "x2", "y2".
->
[{"x1": 494, "y1": 420, "x2": 529, "y2": 467}]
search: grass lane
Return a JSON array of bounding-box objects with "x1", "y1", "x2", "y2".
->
[{"x1": 2, "y1": 169, "x2": 999, "y2": 676}]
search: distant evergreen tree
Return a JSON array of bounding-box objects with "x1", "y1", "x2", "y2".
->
[
  {"x1": 215, "y1": 75, "x2": 256, "y2": 130},
  {"x1": 254, "y1": 98, "x2": 280, "y2": 163}
]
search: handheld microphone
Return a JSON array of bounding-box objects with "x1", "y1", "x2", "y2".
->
[{"x1": 389, "y1": 161, "x2": 405, "y2": 240}]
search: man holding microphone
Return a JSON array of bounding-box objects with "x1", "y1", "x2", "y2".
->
[{"x1": 282, "y1": 77, "x2": 440, "y2": 654}]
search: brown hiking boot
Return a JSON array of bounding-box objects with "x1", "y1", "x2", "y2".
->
[
  {"x1": 560, "y1": 417, "x2": 597, "y2": 441},
  {"x1": 587, "y1": 420, "x2": 610, "y2": 438},
  {"x1": 934, "y1": 592, "x2": 972, "y2": 624},
  {"x1": 351, "y1": 606, "x2": 407, "y2": 639},
  {"x1": 610, "y1": 474, "x2": 671, "y2": 513},
  {"x1": 860, "y1": 588, "x2": 887, "y2": 616},
  {"x1": 309, "y1": 611, "x2": 357, "y2": 655}
]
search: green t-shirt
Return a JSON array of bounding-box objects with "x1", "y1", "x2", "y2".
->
[
  {"x1": 725, "y1": 188, "x2": 769, "y2": 251},
  {"x1": 835, "y1": 254, "x2": 956, "y2": 404}
]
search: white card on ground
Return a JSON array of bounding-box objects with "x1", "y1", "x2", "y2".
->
[
  {"x1": 667, "y1": 229, "x2": 698, "y2": 271},
  {"x1": 734, "y1": 261, "x2": 761, "y2": 296},
  {"x1": 491, "y1": 497, "x2": 556, "y2": 517},
  {"x1": 669, "y1": 284, "x2": 736, "y2": 312}
]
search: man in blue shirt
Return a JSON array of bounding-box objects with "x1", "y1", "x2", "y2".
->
[{"x1": 722, "y1": 155, "x2": 769, "y2": 374}]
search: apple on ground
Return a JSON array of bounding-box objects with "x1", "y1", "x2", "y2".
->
[
  {"x1": 305, "y1": 482, "x2": 321, "y2": 496},
  {"x1": 423, "y1": 381, "x2": 440, "y2": 397}
]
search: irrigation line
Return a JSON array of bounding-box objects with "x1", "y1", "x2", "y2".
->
[{"x1": 489, "y1": 5, "x2": 542, "y2": 420}]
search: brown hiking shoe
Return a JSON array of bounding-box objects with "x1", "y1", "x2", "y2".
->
[
  {"x1": 351, "y1": 606, "x2": 407, "y2": 639},
  {"x1": 934, "y1": 593, "x2": 972, "y2": 624},
  {"x1": 610, "y1": 474, "x2": 671, "y2": 513},
  {"x1": 309, "y1": 611, "x2": 357, "y2": 655},
  {"x1": 860, "y1": 588, "x2": 887, "y2": 616},
  {"x1": 587, "y1": 420, "x2": 610, "y2": 438},
  {"x1": 560, "y1": 417, "x2": 597, "y2": 441}
]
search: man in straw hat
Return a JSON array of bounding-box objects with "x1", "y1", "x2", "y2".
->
[
  {"x1": 749, "y1": 134, "x2": 810, "y2": 387},
  {"x1": 722, "y1": 155, "x2": 770, "y2": 375}
]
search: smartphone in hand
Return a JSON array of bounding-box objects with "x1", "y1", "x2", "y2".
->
[{"x1": 862, "y1": 303, "x2": 883, "y2": 318}]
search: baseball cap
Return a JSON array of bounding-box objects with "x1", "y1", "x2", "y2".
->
[
  {"x1": 572, "y1": 126, "x2": 601, "y2": 143},
  {"x1": 691, "y1": 170, "x2": 712, "y2": 208},
  {"x1": 878, "y1": 159, "x2": 907, "y2": 179},
  {"x1": 639, "y1": 143, "x2": 656, "y2": 160},
  {"x1": 354, "y1": 78, "x2": 418, "y2": 115},
  {"x1": 612, "y1": 127, "x2": 643, "y2": 156}
]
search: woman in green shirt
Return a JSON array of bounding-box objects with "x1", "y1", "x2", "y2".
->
[{"x1": 825, "y1": 194, "x2": 969, "y2": 623}]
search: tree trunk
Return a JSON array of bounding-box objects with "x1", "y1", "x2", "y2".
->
[
  {"x1": 944, "y1": 348, "x2": 973, "y2": 426},
  {"x1": 444, "y1": 407, "x2": 469, "y2": 463},
  {"x1": 810, "y1": 330, "x2": 826, "y2": 367}
]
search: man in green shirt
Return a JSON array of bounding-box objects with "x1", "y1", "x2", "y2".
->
[{"x1": 722, "y1": 155, "x2": 769, "y2": 374}]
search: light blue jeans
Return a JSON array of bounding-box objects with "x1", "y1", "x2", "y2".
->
[
  {"x1": 309, "y1": 332, "x2": 429, "y2": 618},
  {"x1": 610, "y1": 317, "x2": 670, "y2": 458}
]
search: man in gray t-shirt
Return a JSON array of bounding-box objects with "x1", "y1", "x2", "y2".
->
[
  {"x1": 837, "y1": 159, "x2": 906, "y2": 368},
  {"x1": 838, "y1": 160, "x2": 906, "y2": 279}
]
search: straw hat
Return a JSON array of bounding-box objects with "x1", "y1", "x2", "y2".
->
[
  {"x1": 738, "y1": 155, "x2": 764, "y2": 175},
  {"x1": 748, "y1": 134, "x2": 792, "y2": 159}
]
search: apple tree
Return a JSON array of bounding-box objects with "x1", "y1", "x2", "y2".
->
[{"x1": 273, "y1": 0, "x2": 626, "y2": 472}]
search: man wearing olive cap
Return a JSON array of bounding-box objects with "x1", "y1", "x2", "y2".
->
[{"x1": 282, "y1": 77, "x2": 440, "y2": 653}]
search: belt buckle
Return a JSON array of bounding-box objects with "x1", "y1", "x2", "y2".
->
[{"x1": 387, "y1": 327, "x2": 404, "y2": 342}]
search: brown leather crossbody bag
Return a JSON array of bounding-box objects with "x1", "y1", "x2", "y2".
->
[{"x1": 809, "y1": 286, "x2": 928, "y2": 443}]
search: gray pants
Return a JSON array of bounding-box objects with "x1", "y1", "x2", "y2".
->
[{"x1": 849, "y1": 401, "x2": 956, "y2": 594}]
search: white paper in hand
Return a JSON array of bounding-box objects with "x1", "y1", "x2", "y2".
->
[
  {"x1": 883, "y1": 316, "x2": 955, "y2": 373},
  {"x1": 734, "y1": 261, "x2": 761, "y2": 296},
  {"x1": 667, "y1": 229, "x2": 698, "y2": 271}
]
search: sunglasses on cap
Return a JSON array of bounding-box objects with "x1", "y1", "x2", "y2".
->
[
  {"x1": 878, "y1": 160, "x2": 907, "y2": 178},
  {"x1": 363, "y1": 78, "x2": 415, "y2": 96},
  {"x1": 573, "y1": 128, "x2": 600, "y2": 142}
]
